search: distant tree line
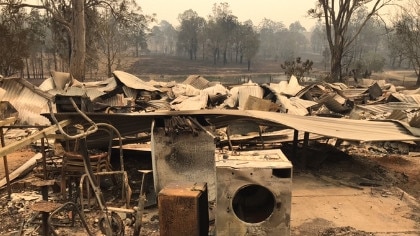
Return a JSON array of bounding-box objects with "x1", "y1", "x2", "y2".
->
[
  {"x1": 149, "y1": 3, "x2": 308, "y2": 70},
  {"x1": 0, "y1": 1, "x2": 419, "y2": 85}
]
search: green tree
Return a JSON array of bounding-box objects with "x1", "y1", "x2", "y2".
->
[
  {"x1": 310, "y1": 22, "x2": 327, "y2": 54},
  {"x1": 0, "y1": 4, "x2": 30, "y2": 76},
  {"x1": 240, "y1": 21, "x2": 260, "y2": 71},
  {"x1": 208, "y1": 2, "x2": 238, "y2": 65},
  {"x1": 87, "y1": 0, "x2": 151, "y2": 78},
  {"x1": 289, "y1": 21, "x2": 306, "y2": 33},
  {"x1": 281, "y1": 57, "x2": 313, "y2": 80},
  {"x1": 1, "y1": 0, "x2": 87, "y2": 80},
  {"x1": 177, "y1": 10, "x2": 205, "y2": 60},
  {"x1": 206, "y1": 18, "x2": 222, "y2": 64},
  {"x1": 286, "y1": 21, "x2": 309, "y2": 60},
  {"x1": 387, "y1": 31, "x2": 407, "y2": 68},
  {"x1": 26, "y1": 9, "x2": 48, "y2": 79},
  {"x1": 149, "y1": 25, "x2": 164, "y2": 54},
  {"x1": 256, "y1": 19, "x2": 307, "y2": 62},
  {"x1": 159, "y1": 21, "x2": 177, "y2": 55}
]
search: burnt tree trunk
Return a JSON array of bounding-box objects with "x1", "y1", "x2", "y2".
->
[
  {"x1": 69, "y1": 0, "x2": 86, "y2": 81},
  {"x1": 330, "y1": 45, "x2": 344, "y2": 82},
  {"x1": 106, "y1": 41, "x2": 112, "y2": 77},
  {"x1": 416, "y1": 73, "x2": 420, "y2": 86}
]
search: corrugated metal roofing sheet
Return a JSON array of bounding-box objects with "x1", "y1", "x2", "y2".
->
[
  {"x1": 356, "y1": 102, "x2": 420, "y2": 115},
  {"x1": 101, "y1": 94, "x2": 128, "y2": 107},
  {"x1": 402, "y1": 87, "x2": 420, "y2": 95},
  {"x1": 409, "y1": 113, "x2": 420, "y2": 128},
  {"x1": 0, "y1": 77, "x2": 52, "y2": 125},
  {"x1": 182, "y1": 75, "x2": 210, "y2": 89},
  {"x1": 84, "y1": 77, "x2": 118, "y2": 93},
  {"x1": 45, "y1": 86, "x2": 105, "y2": 102},
  {"x1": 244, "y1": 110, "x2": 420, "y2": 142},
  {"x1": 113, "y1": 71, "x2": 160, "y2": 91},
  {"x1": 359, "y1": 79, "x2": 387, "y2": 88},
  {"x1": 318, "y1": 93, "x2": 352, "y2": 113},
  {"x1": 122, "y1": 85, "x2": 138, "y2": 99},
  {"x1": 45, "y1": 109, "x2": 420, "y2": 143},
  {"x1": 387, "y1": 110, "x2": 408, "y2": 121},
  {"x1": 341, "y1": 88, "x2": 369, "y2": 99},
  {"x1": 388, "y1": 93, "x2": 420, "y2": 104}
]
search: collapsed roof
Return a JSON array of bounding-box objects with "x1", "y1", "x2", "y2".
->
[{"x1": 1, "y1": 70, "x2": 420, "y2": 145}]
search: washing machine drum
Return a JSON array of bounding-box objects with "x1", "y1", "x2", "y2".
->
[
  {"x1": 216, "y1": 167, "x2": 291, "y2": 236},
  {"x1": 232, "y1": 184, "x2": 277, "y2": 223}
]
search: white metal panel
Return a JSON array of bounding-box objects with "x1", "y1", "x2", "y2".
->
[{"x1": 1, "y1": 78, "x2": 51, "y2": 125}]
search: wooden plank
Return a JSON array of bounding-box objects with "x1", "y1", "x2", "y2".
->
[
  {"x1": 0, "y1": 119, "x2": 71, "y2": 157},
  {"x1": 0, "y1": 117, "x2": 17, "y2": 127}
]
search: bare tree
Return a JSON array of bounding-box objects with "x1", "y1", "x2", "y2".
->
[
  {"x1": 1, "y1": 0, "x2": 150, "y2": 81},
  {"x1": 392, "y1": 0, "x2": 420, "y2": 85},
  {"x1": 1, "y1": 0, "x2": 86, "y2": 80},
  {"x1": 308, "y1": 0, "x2": 395, "y2": 82}
]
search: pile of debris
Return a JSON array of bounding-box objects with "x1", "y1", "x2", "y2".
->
[
  {"x1": 2, "y1": 70, "x2": 420, "y2": 128},
  {"x1": 1, "y1": 71, "x2": 420, "y2": 235},
  {"x1": 2, "y1": 70, "x2": 420, "y2": 156}
]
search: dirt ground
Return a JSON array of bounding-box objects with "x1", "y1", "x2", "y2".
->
[
  {"x1": 1, "y1": 55, "x2": 419, "y2": 235},
  {"x1": 128, "y1": 55, "x2": 286, "y2": 77},
  {"x1": 0, "y1": 148, "x2": 36, "y2": 179},
  {"x1": 0, "y1": 139, "x2": 419, "y2": 235}
]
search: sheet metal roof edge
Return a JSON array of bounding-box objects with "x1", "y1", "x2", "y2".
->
[
  {"x1": 43, "y1": 109, "x2": 420, "y2": 142},
  {"x1": 245, "y1": 111, "x2": 420, "y2": 142},
  {"x1": 2, "y1": 76, "x2": 54, "y2": 100},
  {"x1": 112, "y1": 70, "x2": 160, "y2": 92},
  {"x1": 374, "y1": 119, "x2": 420, "y2": 137}
]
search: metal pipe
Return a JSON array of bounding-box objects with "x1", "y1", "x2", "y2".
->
[
  {"x1": 47, "y1": 99, "x2": 98, "y2": 140},
  {"x1": 134, "y1": 170, "x2": 153, "y2": 236},
  {"x1": 293, "y1": 129, "x2": 299, "y2": 160},
  {"x1": 41, "y1": 137, "x2": 47, "y2": 180}
]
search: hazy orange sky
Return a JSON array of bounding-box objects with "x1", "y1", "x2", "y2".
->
[
  {"x1": 137, "y1": 0, "x2": 320, "y2": 31},
  {"x1": 26, "y1": 0, "x2": 405, "y2": 31}
]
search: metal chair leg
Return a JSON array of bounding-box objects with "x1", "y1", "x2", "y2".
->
[{"x1": 48, "y1": 202, "x2": 93, "y2": 236}]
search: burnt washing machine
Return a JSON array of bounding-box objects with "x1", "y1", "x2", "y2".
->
[{"x1": 215, "y1": 149, "x2": 292, "y2": 236}]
